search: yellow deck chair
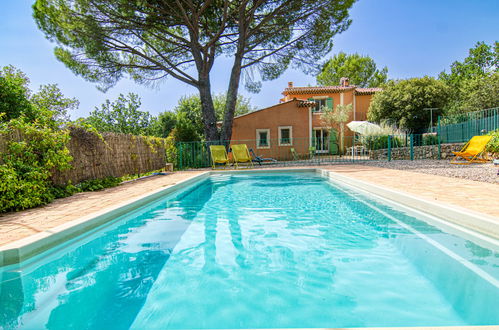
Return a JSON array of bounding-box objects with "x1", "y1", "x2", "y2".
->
[
  {"x1": 209, "y1": 145, "x2": 229, "y2": 169},
  {"x1": 231, "y1": 144, "x2": 254, "y2": 169},
  {"x1": 450, "y1": 135, "x2": 492, "y2": 165}
]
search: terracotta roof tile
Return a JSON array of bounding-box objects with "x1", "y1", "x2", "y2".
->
[
  {"x1": 354, "y1": 87, "x2": 383, "y2": 95},
  {"x1": 282, "y1": 85, "x2": 382, "y2": 95},
  {"x1": 283, "y1": 86, "x2": 355, "y2": 95}
]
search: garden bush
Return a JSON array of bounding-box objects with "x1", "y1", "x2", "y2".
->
[
  {"x1": 486, "y1": 129, "x2": 499, "y2": 153},
  {"x1": 76, "y1": 177, "x2": 122, "y2": 191},
  {"x1": 0, "y1": 118, "x2": 72, "y2": 212},
  {"x1": 361, "y1": 135, "x2": 403, "y2": 150},
  {"x1": 164, "y1": 133, "x2": 178, "y2": 166},
  {"x1": 423, "y1": 133, "x2": 439, "y2": 146}
]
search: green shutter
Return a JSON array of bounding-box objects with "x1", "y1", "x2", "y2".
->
[
  {"x1": 326, "y1": 97, "x2": 333, "y2": 110},
  {"x1": 329, "y1": 129, "x2": 339, "y2": 155}
]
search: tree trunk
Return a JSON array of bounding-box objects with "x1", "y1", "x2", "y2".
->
[
  {"x1": 197, "y1": 78, "x2": 219, "y2": 142},
  {"x1": 220, "y1": 55, "x2": 243, "y2": 142},
  {"x1": 221, "y1": 5, "x2": 247, "y2": 143}
]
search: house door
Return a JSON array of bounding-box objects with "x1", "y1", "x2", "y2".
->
[{"x1": 313, "y1": 129, "x2": 329, "y2": 153}]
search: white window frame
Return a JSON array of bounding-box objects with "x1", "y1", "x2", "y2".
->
[
  {"x1": 278, "y1": 126, "x2": 293, "y2": 146},
  {"x1": 256, "y1": 129, "x2": 270, "y2": 149},
  {"x1": 312, "y1": 127, "x2": 330, "y2": 154}
]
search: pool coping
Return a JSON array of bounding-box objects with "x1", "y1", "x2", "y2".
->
[
  {"x1": 1, "y1": 167, "x2": 498, "y2": 268},
  {"x1": 251, "y1": 327, "x2": 498, "y2": 330}
]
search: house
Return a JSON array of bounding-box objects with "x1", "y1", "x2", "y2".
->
[{"x1": 230, "y1": 78, "x2": 381, "y2": 158}]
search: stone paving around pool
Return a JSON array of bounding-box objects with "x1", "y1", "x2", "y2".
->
[
  {"x1": 0, "y1": 171, "x2": 207, "y2": 247},
  {"x1": 322, "y1": 165, "x2": 499, "y2": 218},
  {"x1": 1, "y1": 165, "x2": 498, "y2": 249}
]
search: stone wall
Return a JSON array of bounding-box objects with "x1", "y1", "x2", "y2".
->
[
  {"x1": 50, "y1": 127, "x2": 168, "y2": 185},
  {"x1": 369, "y1": 143, "x2": 465, "y2": 160}
]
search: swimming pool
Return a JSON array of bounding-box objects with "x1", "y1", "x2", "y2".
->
[{"x1": 0, "y1": 172, "x2": 498, "y2": 329}]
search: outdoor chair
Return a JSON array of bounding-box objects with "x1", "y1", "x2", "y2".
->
[
  {"x1": 231, "y1": 144, "x2": 254, "y2": 169},
  {"x1": 209, "y1": 145, "x2": 229, "y2": 169},
  {"x1": 249, "y1": 148, "x2": 277, "y2": 166},
  {"x1": 348, "y1": 145, "x2": 366, "y2": 157},
  {"x1": 450, "y1": 135, "x2": 492, "y2": 165}
]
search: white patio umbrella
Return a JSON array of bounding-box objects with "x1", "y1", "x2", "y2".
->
[{"x1": 346, "y1": 121, "x2": 382, "y2": 135}]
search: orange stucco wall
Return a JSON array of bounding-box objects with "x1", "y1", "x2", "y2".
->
[
  {"x1": 354, "y1": 94, "x2": 373, "y2": 121},
  {"x1": 231, "y1": 100, "x2": 310, "y2": 159}
]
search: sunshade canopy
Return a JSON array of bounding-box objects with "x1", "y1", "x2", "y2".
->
[{"x1": 346, "y1": 121, "x2": 382, "y2": 135}]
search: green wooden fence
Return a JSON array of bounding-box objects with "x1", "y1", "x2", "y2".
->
[{"x1": 437, "y1": 107, "x2": 499, "y2": 143}]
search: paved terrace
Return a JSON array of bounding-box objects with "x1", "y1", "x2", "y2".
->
[{"x1": 1, "y1": 165, "x2": 498, "y2": 248}]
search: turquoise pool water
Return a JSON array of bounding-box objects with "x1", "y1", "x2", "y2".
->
[{"x1": 1, "y1": 172, "x2": 498, "y2": 329}]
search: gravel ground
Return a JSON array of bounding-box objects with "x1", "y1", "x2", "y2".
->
[{"x1": 358, "y1": 159, "x2": 499, "y2": 184}]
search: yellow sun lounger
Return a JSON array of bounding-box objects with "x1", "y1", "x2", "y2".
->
[
  {"x1": 231, "y1": 144, "x2": 254, "y2": 169},
  {"x1": 209, "y1": 145, "x2": 229, "y2": 169},
  {"x1": 450, "y1": 135, "x2": 492, "y2": 165}
]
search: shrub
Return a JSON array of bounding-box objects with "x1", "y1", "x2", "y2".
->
[
  {"x1": 423, "y1": 133, "x2": 439, "y2": 146},
  {"x1": 361, "y1": 135, "x2": 403, "y2": 150},
  {"x1": 75, "y1": 177, "x2": 122, "y2": 191},
  {"x1": 165, "y1": 132, "x2": 178, "y2": 167},
  {"x1": 358, "y1": 123, "x2": 405, "y2": 150},
  {"x1": 0, "y1": 118, "x2": 72, "y2": 212},
  {"x1": 486, "y1": 129, "x2": 499, "y2": 153},
  {"x1": 362, "y1": 135, "x2": 389, "y2": 150},
  {"x1": 49, "y1": 183, "x2": 80, "y2": 199},
  {"x1": 49, "y1": 177, "x2": 122, "y2": 199}
]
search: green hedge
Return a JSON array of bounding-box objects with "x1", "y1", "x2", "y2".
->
[
  {"x1": 486, "y1": 129, "x2": 499, "y2": 153},
  {"x1": 361, "y1": 135, "x2": 403, "y2": 150},
  {"x1": 0, "y1": 118, "x2": 72, "y2": 212}
]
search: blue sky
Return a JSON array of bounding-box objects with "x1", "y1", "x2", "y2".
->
[{"x1": 1, "y1": 0, "x2": 498, "y2": 119}]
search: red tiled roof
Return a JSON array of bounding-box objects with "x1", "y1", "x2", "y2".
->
[
  {"x1": 354, "y1": 87, "x2": 382, "y2": 95},
  {"x1": 283, "y1": 85, "x2": 382, "y2": 95},
  {"x1": 283, "y1": 86, "x2": 355, "y2": 95}
]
